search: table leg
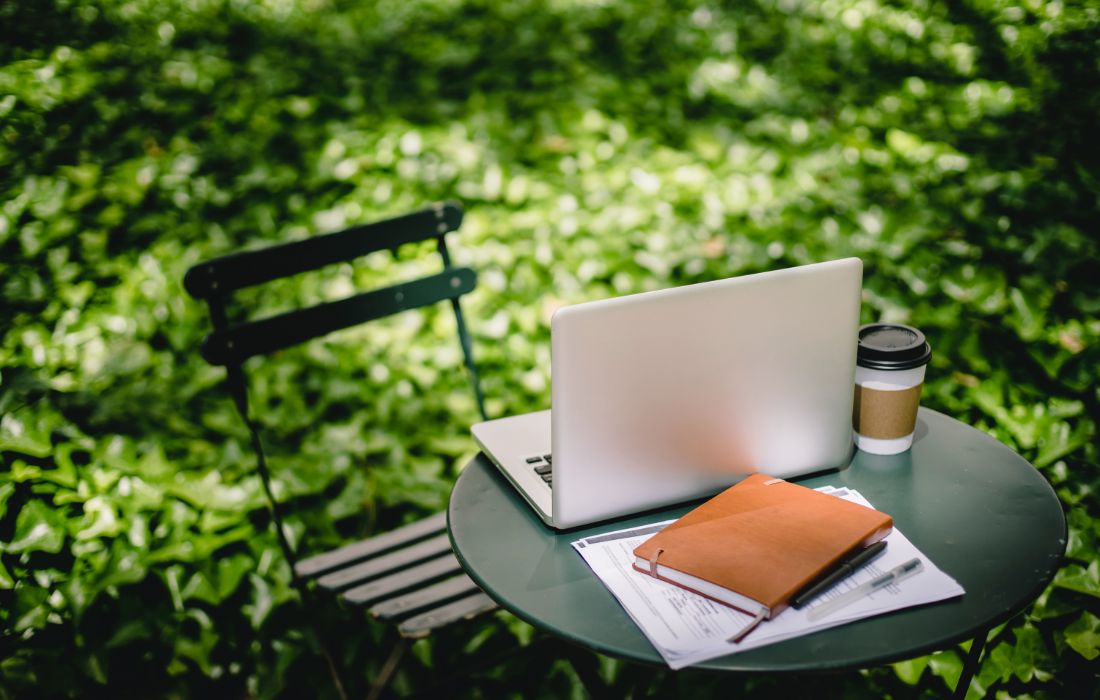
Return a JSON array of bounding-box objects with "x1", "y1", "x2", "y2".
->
[{"x1": 953, "y1": 628, "x2": 989, "y2": 700}]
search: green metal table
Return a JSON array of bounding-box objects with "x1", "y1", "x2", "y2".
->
[{"x1": 448, "y1": 408, "x2": 1066, "y2": 693}]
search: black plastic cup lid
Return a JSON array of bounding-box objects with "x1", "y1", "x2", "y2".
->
[{"x1": 857, "y1": 323, "x2": 932, "y2": 371}]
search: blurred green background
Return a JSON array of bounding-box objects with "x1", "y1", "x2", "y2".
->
[{"x1": 1, "y1": 0, "x2": 1098, "y2": 697}]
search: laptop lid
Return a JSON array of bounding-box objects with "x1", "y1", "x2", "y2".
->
[{"x1": 548, "y1": 257, "x2": 862, "y2": 528}]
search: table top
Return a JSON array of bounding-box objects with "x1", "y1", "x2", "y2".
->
[{"x1": 448, "y1": 408, "x2": 1067, "y2": 672}]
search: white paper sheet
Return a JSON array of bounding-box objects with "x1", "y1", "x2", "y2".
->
[{"x1": 571, "y1": 487, "x2": 965, "y2": 669}]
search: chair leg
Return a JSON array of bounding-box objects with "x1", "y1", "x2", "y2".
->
[
  {"x1": 367, "y1": 637, "x2": 411, "y2": 700},
  {"x1": 227, "y1": 373, "x2": 351, "y2": 700},
  {"x1": 953, "y1": 628, "x2": 989, "y2": 700}
]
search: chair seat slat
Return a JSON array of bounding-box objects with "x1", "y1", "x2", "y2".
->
[
  {"x1": 367, "y1": 572, "x2": 480, "y2": 620},
  {"x1": 397, "y1": 592, "x2": 499, "y2": 639},
  {"x1": 316, "y1": 533, "x2": 453, "y2": 591},
  {"x1": 342, "y1": 553, "x2": 462, "y2": 607},
  {"x1": 295, "y1": 512, "x2": 447, "y2": 579}
]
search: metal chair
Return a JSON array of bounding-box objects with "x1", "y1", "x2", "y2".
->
[{"x1": 184, "y1": 201, "x2": 497, "y2": 698}]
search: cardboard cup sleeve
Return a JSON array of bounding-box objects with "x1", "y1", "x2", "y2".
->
[{"x1": 852, "y1": 382, "x2": 923, "y2": 440}]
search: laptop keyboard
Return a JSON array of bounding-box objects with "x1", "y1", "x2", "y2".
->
[{"x1": 526, "y1": 453, "x2": 552, "y2": 488}]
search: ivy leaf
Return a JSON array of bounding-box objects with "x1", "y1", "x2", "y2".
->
[
  {"x1": 161, "y1": 564, "x2": 185, "y2": 612},
  {"x1": 928, "y1": 649, "x2": 963, "y2": 690},
  {"x1": 78, "y1": 648, "x2": 108, "y2": 685},
  {"x1": 1006, "y1": 279, "x2": 1052, "y2": 342},
  {"x1": 0, "y1": 415, "x2": 53, "y2": 458},
  {"x1": 180, "y1": 570, "x2": 218, "y2": 605},
  {"x1": 979, "y1": 640, "x2": 1014, "y2": 687},
  {"x1": 1031, "y1": 584, "x2": 1082, "y2": 620},
  {"x1": 1007, "y1": 288, "x2": 1042, "y2": 341},
  {"x1": 96, "y1": 542, "x2": 147, "y2": 589},
  {"x1": 13, "y1": 585, "x2": 50, "y2": 633},
  {"x1": 891, "y1": 655, "x2": 929, "y2": 685},
  {"x1": 1054, "y1": 561, "x2": 1100, "y2": 598},
  {"x1": 1035, "y1": 418, "x2": 1094, "y2": 469},
  {"x1": 61, "y1": 575, "x2": 91, "y2": 622},
  {"x1": 1006, "y1": 623, "x2": 1053, "y2": 683},
  {"x1": 105, "y1": 617, "x2": 153, "y2": 649},
  {"x1": 0, "y1": 558, "x2": 14, "y2": 589},
  {"x1": 73, "y1": 496, "x2": 125, "y2": 541},
  {"x1": 940, "y1": 264, "x2": 1007, "y2": 313},
  {"x1": 215, "y1": 553, "x2": 253, "y2": 600},
  {"x1": 0, "y1": 481, "x2": 14, "y2": 520},
  {"x1": 966, "y1": 625, "x2": 1056, "y2": 694},
  {"x1": 172, "y1": 609, "x2": 219, "y2": 677},
  {"x1": 1063, "y1": 612, "x2": 1100, "y2": 660},
  {"x1": 145, "y1": 524, "x2": 253, "y2": 565},
  {"x1": 46, "y1": 444, "x2": 82, "y2": 489},
  {"x1": 245, "y1": 572, "x2": 274, "y2": 630},
  {"x1": 6, "y1": 498, "x2": 67, "y2": 554},
  {"x1": 165, "y1": 471, "x2": 265, "y2": 512},
  {"x1": 1065, "y1": 508, "x2": 1100, "y2": 562}
]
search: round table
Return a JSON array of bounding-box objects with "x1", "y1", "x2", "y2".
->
[{"x1": 448, "y1": 408, "x2": 1066, "y2": 680}]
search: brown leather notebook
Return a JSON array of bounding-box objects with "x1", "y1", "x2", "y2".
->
[{"x1": 632, "y1": 473, "x2": 892, "y2": 640}]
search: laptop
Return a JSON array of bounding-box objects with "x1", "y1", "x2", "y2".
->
[{"x1": 471, "y1": 257, "x2": 863, "y2": 529}]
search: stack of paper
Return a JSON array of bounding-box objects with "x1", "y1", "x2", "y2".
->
[{"x1": 571, "y1": 486, "x2": 964, "y2": 669}]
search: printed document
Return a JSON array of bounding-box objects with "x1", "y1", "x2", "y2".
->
[{"x1": 571, "y1": 486, "x2": 965, "y2": 669}]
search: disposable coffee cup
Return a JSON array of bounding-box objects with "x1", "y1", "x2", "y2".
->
[{"x1": 852, "y1": 323, "x2": 932, "y2": 455}]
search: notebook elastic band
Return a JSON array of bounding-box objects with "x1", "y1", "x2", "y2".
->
[
  {"x1": 648, "y1": 548, "x2": 664, "y2": 576},
  {"x1": 728, "y1": 606, "x2": 768, "y2": 644}
]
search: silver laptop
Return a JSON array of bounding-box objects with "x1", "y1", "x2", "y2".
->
[{"x1": 472, "y1": 257, "x2": 863, "y2": 529}]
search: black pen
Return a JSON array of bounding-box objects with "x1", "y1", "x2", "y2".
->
[{"x1": 790, "y1": 541, "x2": 888, "y2": 609}]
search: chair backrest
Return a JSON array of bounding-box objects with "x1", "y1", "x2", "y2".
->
[
  {"x1": 183, "y1": 201, "x2": 486, "y2": 420},
  {"x1": 183, "y1": 202, "x2": 490, "y2": 697}
]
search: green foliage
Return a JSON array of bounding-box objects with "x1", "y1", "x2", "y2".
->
[{"x1": 2, "y1": 0, "x2": 1098, "y2": 697}]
